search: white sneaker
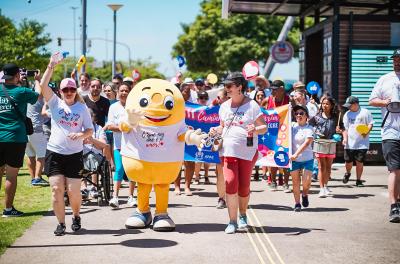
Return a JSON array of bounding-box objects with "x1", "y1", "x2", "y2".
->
[
  {"x1": 127, "y1": 196, "x2": 137, "y2": 207},
  {"x1": 318, "y1": 188, "x2": 327, "y2": 198},
  {"x1": 89, "y1": 188, "x2": 98, "y2": 199},
  {"x1": 324, "y1": 187, "x2": 332, "y2": 195},
  {"x1": 109, "y1": 197, "x2": 119, "y2": 209}
]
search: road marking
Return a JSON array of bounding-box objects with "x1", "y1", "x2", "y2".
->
[
  {"x1": 249, "y1": 206, "x2": 285, "y2": 264},
  {"x1": 246, "y1": 225, "x2": 267, "y2": 264},
  {"x1": 247, "y1": 213, "x2": 276, "y2": 264}
]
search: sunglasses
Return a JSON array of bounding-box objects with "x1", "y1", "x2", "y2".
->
[
  {"x1": 198, "y1": 97, "x2": 208, "y2": 100},
  {"x1": 61, "y1": 87, "x2": 77, "y2": 93},
  {"x1": 295, "y1": 111, "x2": 305, "y2": 116},
  {"x1": 225, "y1": 83, "x2": 236, "y2": 89}
]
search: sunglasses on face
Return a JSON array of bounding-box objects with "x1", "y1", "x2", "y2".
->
[
  {"x1": 225, "y1": 83, "x2": 236, "y2": 89},
  {"x1": 61, "y1": 87, "x2": 77, "y2": 93},
  {"x1": 295, "y1": 111, "x2": 305, "y2": 116},
  {"x1": 198, "y1": 97, "x2": 208, "y2": 100}
]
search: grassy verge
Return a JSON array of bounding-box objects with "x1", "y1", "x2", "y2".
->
[{"x1": 0, "y1": 167, "x2": 51, "y2": 256}]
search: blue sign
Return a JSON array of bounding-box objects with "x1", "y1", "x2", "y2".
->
[
  {"x1": 177, "y1": 55, "x2": 186, "y2": 68},
  {"x1": 184, "y1": 102, "x2": 221, "y2": 163},
  {"x1": 306, "y1": 81, "x2": 321, "y2": 95}
]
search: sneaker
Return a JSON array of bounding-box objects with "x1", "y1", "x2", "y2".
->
[
  {"x1": 31, "y1": 178, "x2": 41, "y2": 186},
  {"x1": 269, "y1": 181, "x2": 277, "y2": 192},
  {"x1": 294, "y1": 203, "x2": 301, "y2": 212},
  {"x1": 267, "y1": 175, "x2": 272, "y2": 185},
  {"x1": 204, "y1": 177, "x2": 211, "y2": 185},
  {"x1": 238, "y1": 215, "x2": 248, "y2": 230},
  {"x1": 127, "y1": 196, "x2": 137, "y2": 207},
  {"x1": 342, "y1": 172, "x2": 351, "y2": 184},
  {"x1": 194, "y1": 178, "x2": 200, "y2": 185},
  {"x1": 225, "y1": 221, "x2": 238, "y2": 234},
  {"x1": 89, "y1": 187, "x2": 98, "y2": 199},
  {"x1": 71, "y1": 216, "x2": 81, "y2": 231},
  {"x1": 277, "y1": 175, "x2": 284, "y2": 186},
  {"x1": 54, "y1": 223, "x2": 66, "y2": 236},
  {"x1": 355, "y1": 180, "x2": 364, "y2": 187},
  {"x1": 2, "y1": 206, "x2": 24, "y2": 217},
  {"x1": 318, "y1": 188, "x2": 327, "y2": 198},
  {"x1": 283, "y1": 183, "x2": 291, "y2": 193},
  {"x1": 81, "y1": 189, "x2": 89, "y2": 200},
  {"x1": 325, "y1": 186, "x2": 332, "y2": 195},
  {"x1": 35, "y1": 178, "x2": 49, "y2": 186},
  {"x1": 216, "y1": 198, "x2": 226, "y2": 209},
  {"x1": 302, "y1": 195, "x2": 309, "y2": 208},
  {"x1": 109, "y1": 197, "x2": 119, "y2": 209},
  {"x1": 389, "y1": 204, "x2": 400, "y2": 223},
  {"x1": 311, "y1": 173, "x2": 318, "y2": 182}
]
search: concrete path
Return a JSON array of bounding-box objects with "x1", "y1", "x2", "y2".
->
[{"x1": 1, "y1": 165, "x2": 399, "y2": 264}]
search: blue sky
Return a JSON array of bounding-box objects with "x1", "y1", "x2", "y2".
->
[{"x1": 1, "y1": 0, "x2": 298, "y2": 79}]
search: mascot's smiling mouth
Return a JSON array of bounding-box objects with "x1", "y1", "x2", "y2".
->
[{"x1": 145, "y1": 115, "x2": 171, "y2": 122}]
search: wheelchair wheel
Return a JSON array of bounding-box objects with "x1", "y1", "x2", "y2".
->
[{"x1": 98, "y1": 160, "x2": 113, "y2": 206}]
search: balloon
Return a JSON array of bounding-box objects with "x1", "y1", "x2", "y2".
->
[
  {"x1": 356, "y1": 124, "x2": 369, "y2": 135},
  {"x1": 306, "y1": 81, "x2": 321, "y2": 95},
  {"x1": 242, "y1": 61, "x2": 259, "y2": 80},
  {"x1": 76, "y1": 55, "x2": 86, "y2": 71},
  {"x1": 207, "y1": 73, "x2": 218, "y2": 84},
  {"x1": 176, "y1": 55, "x2": 186, "y2": 68},
  {"x1": 332, "y1": 134, "x2": 342, "y2": 142}
]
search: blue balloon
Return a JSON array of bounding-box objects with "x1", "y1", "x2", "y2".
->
[
  {"x1": 177, "y1": 55, "x2": 186, "y2": 67},
  {"x1": 306, "y1": 81, "x2": 321, "y2": 95}
]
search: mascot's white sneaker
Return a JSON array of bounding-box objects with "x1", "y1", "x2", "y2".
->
[
  {"x1": 152, "y1": 214, "x2": 175, "y2": 232},
  {"x1": 125, "y1": 211, "x2": 152, "y2": 229}
]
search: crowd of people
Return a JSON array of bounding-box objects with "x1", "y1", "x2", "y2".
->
[{"x1": 0, "y1": 49, "x2": 399, "y2": 236}]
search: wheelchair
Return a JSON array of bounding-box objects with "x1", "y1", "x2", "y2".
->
[{"x1": 80, "y1": 152, "x2": 114, "y2": 206}]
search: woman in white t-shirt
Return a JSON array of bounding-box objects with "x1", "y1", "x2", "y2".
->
[
  {"x1": 103, "y1": 83, "x2": 135, "y2": 209},
  {"x1": 40, "y1": 54, "x2": 93, "y2": 236},
  {"x1": 290, "y1": 105, "x2": 314, "y2": 212},
  {"x1": 210, "y1": 72, "x2": 267, "y2": 234}
]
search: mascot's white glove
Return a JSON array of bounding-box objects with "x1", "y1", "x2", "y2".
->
[
  {"x1": 119, "y1": 109, "x2": 145, "y2": 133},
  {"x1": 185, "y1": 129, "x2": 208, "y2": 147}
]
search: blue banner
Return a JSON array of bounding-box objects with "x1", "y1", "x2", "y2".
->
[{"x1": 184, "y1": 102, "x2": 221, "y2": 163}]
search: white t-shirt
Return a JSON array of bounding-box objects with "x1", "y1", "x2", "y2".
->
[
  {"x1": 46, "y1": 94, "x2": 93, "y2": 154},
  {"x1": 307, "y1": 102, "x2": 318, "y2": 118},
  {"x1": 120, "y1": 120, "x2": 188, "y2": 162},
  {"x1": 292, "y1": 123, "x2": 314, "y2": 162},
  {"x1": 106, "y1": 101, "x2": 125, "y2": 150},
  {"x1": 369, "y1": 71, "x2": 400, "y2": 140},
  {"x1": 343, "y1": 108, "x2": 374, "y2": 149},
  {"x1": 78, "y1": 87, "x2": 90, "y2": 97},
  {"x1": 83, "y1": 123, "x2": 106, "y2": 155},
  {"x1": 219, "y1": 99, "x2": 262, "y2": 161}
]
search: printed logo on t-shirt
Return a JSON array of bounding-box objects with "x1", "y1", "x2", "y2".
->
[
  {"x1": 226, "y1": 111, "x2": 245, "y2": 127},
  {"x1": 142, "y1": 131, "x2": 165, "y2": 148},
  {"x1": 58, "y1": 109, "x2": 81, "y2": 127},
  {"x1": 0, "y1": 97, "x2": 12, "y2": 112}
]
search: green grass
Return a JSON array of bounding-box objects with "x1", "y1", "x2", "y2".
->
[{"x1": 0, "y1": 166, "x2": 51, "y2": 256}]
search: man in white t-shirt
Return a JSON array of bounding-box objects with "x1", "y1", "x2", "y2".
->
[
  {"x1": 369, "y1": 48, "x2": 400, "y2": 223},
  {"x1": 342, "y1": 96, "x2": 374, "y2": 187}
]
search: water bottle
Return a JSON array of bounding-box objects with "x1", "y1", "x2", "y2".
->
[{"x1": 247, "y1": 131, "x2": 253, "y2": 147}]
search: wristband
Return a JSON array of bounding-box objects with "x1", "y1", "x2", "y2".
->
[{"x1": 255, "y1": 125, "x2": 267, "y2": 131}]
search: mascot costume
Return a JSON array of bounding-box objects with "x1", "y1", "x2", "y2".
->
[{"x1": 119, "y1": 79, "x2": 206, "y2": 231}]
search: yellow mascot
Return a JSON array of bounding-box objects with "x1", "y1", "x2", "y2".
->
[{"x1": 119, "y1": 79, "x2": 206, "y2": 231}]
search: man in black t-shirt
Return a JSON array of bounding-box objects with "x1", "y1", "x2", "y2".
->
[{"x1": 83, "y1": 79, "x2": 110, "y2": 127}]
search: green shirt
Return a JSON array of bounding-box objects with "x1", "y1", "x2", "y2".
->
[{"x1": 0, "y1": 84, "x2": 39, "y2": 143}]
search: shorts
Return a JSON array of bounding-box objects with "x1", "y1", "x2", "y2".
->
[
  {"x1": 0, "y1": 142, "x2": 27, "y2": 168},
  {"x1": 344, "y1": 149, "x2": 367, "y2": 163},
  {"x1": 290, "y1": 159, "x2": 314, "y2": 172},
  {"x1": 315, "y1": 153, "x2": 336, "y2": 159},
  {"x1": 44, "y1": 149, "x2": 83, "y2": 179},
  {"x1": 382, "y1": 140, "x2": 400, "y2": 171},
  {"x1": 26, "y1": 132, "x2": 48, "y2": 158}
]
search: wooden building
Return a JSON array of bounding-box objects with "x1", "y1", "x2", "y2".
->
[{"x1": 223, "y1": 0, "x2": 400, "y2": 162}]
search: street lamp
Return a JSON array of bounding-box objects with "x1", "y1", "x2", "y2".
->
[{"x1": 107, "y1": 4, "x2": 123, "y2": 78}]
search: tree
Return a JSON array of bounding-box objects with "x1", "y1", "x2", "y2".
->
[
  {"x1": 172, "y1": 0, "x2": 306, "y2": 75},
  {"x1": 0, "y1": 15, "x2": 51, "y2": 70}
]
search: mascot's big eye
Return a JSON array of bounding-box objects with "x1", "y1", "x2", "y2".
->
[
  {"x1": 139, "y1": 94, "x2": 151, "y2": 107},
  {"x1": 164, "y1": 95, "x2": 174, "y2": 110}
]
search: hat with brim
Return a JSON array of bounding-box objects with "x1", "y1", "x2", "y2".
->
[
  {"x1": 223, "y1": 72, "x2": 245, "y2": 85},
  {"x1": 60, "y1": 78, "x2": 77, "y2": 89},
  {"x1": 342, "y1": 96, "x2": 359, "y2": 108},
  {"x1": 390, "y1": 48, "x2": 400, "y2": 58},
  {"x1": 270, "y1": 80, "x2": 285, "y2": 90},
  {"x1": 2, "y1": 63, "x2": 19, "y2": 80},
  {"x1": 293, "y1": 104, "x2": 309, "y2": 116}
]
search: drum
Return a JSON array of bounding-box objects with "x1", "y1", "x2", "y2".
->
[{"x1": 313, "y1": 139, "x2": 336, "y2": 154}]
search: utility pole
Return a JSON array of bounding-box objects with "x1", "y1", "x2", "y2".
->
[
  {"x1": 82, "y1": 0, "x2": 87, "y2": 72},
  {"x1": 71, "y1": 6, "x2": 78, "y2": 59}
]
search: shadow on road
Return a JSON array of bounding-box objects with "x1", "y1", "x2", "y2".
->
[
  {"x1": 331, "y1": 194, "x2": 375, "y2": 199},
  {"x1": 250, "y1": 226, "x2": 325, "y2": 236},
  {"x1": 176, "y1": 223, "x2": 226, "y2": 233},
  {"x1": 251, "y1": 204, "x2": 349, "y2": 212},
  {"x1": 68, "y1": 228, "x2": 142, "y2": 236}
]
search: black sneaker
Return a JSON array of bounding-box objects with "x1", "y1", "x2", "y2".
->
[
  {"x1": 301, "y1": 195, "x2": 309, "y2": 208},
  {"x1": 342, "y1": 172, "x2": 351, "y2": 184},
  {"x1": 389, "y1": 205, "x2": 400, "y2": 223},
  {"x1": 355, "y1": 179, "x2": 364, "y2": 187},
  {"x1": 2, "y1": 206, "x2": 24, "y2": 217},
  {"x1": 54, "y1": 223, "x2": 66, "y2": 236},
  {"x1": 294, "y1": 203, "x2": 301, "y2": 212},
  {"x1": 311, "y1": 173, "x2": 318, "y2": 182},
  {"x1": 81, "y1": 189, "x2": 89, "y2": 200},
  {"x1": 71, "y1": 216, "x2": 81, "y2": 231}
]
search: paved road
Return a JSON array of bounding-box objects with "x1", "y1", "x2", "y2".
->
[{"x1": 1, "y1": 165, "x2": 399, "y2": 264}]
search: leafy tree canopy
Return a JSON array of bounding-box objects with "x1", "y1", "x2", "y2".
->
[{"x1": 172, "y1": 0, "x2": 308, "y2": 76}]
